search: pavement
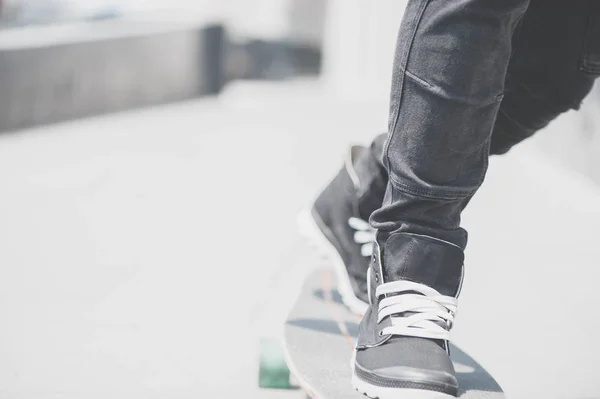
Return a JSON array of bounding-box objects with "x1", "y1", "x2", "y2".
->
[{"x1": 0, "y1": 78, "x2": 598, "y2": 399}]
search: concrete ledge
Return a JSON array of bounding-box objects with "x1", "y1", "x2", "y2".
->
[{"x1": 0, "y1": 20, "x2": 226, "y2": 132}]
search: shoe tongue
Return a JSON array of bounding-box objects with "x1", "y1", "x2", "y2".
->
[{"x1": 382, "y1": 232, "x2": 464, "y2": 297}]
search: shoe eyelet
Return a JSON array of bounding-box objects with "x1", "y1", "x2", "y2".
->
[
  {"x1": 378, "y1": 331, "x2": 383, "y2": 337},
  {"x1": 375, "y1": 273, "x2": 379, "y2": 282}
]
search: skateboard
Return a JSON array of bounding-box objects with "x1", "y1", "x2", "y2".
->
[{"x1": 259, "y1": 267, "x2": 506, "y2": 399}]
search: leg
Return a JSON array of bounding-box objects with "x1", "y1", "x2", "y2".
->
[
  {"x1": 309, "y1": 0, "x2": 529, "y2": 315},
  {"x1": 354, "y1": 1, "x2": 530, "y2": 397},
  {"x1": 307, "y1": 0, "x2": 582, "y2": 318},
  {"x1": 370, "y1": 0, "x2": 528, "y2": 249},
  {"x1": 354, "y1": 0, "x2": 600, "y2": 220},
  {"x1": 351, "y1": 1, "x2": 600, "y2": 397},
  {"x1": 307, "y1": 3, "x2": 600, "y2": 366}
]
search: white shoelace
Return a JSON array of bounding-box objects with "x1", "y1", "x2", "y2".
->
[
  {"x1": 348, "y1": 217, "x2": 375, "y2": 257},
  {"x1": 376, "y1": 280, "x2": 457, "y2": 341},
  {"x1": 349, "y1": 217, "x2": 456, "y2": 340}
]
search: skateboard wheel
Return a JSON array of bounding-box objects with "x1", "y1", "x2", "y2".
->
[{"x1": 258, "y1": 338, "x2": 293, "y2": 389}]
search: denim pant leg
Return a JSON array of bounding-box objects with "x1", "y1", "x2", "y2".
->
[
  {"x1": 491, "y1": 0, "x2": 600, "y2": 154},
  {"x1": 355, "y1": 1, "x2": 600, "y2": 229},
  {"x1": 365, "y1": 0, "x2": 530, "y2": 251}
]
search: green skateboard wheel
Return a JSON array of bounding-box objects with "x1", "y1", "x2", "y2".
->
[{"x1": 258, "y1": 338, "x2": 292, "y2": 389}]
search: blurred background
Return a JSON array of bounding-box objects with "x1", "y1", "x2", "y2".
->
[{"x1": 0, "y1": 1, "x2": 599, "y2": 399}]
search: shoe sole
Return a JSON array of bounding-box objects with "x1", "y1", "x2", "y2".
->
[
  {"x1": 350, "y1": 352, "x2": 457, "y2": 399},
  {"x1": 297, "y1": 208, "x2": 368, "y2": 316}
]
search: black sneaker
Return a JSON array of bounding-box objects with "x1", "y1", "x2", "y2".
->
[
  {"x1": 352, "y1": 232, "x2": 464, "y2": 398},
  {"x1": 298, "y1": 145, "x2": 378, "y2": 315}
]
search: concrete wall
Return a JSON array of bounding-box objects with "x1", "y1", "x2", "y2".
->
[
  {"x1": 0, "y1": 0, "x2": 325, "y2": 133},
  {"x1": 0, "y1": 21, "x2": 225, "y2": 132}
]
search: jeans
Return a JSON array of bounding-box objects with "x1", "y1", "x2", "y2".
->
[{"x1": 356, "y1": 0, "x2": 600, "y2": 255}]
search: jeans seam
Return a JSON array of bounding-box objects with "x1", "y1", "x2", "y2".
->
[
  {"x1": 403, "y1": 69, "x2": 433, "y2": 89},
  {"x1": 388, "y1": 174, "x2": 477, "y2": 200},
  {"x1": 404, "y1": 69, "x2": 505, "y2": 106},
  {"x1": 384, "y1": 0, "x2": 432, "y2": 173}
]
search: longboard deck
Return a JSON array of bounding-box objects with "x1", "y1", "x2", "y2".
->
[{"x1": 283, "y1": 268, "x2": 505, "y2": 399}]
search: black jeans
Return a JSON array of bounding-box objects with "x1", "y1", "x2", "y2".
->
[{"x1": 355, "y1": 0, "x2": 600, "y2": 253}]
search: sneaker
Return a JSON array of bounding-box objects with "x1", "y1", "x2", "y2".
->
[
  {"x1": 352, "y1": 232, "x2": 464, "y2": 398},
  {"x1": 299, "y1": 145, "x2": 377, "y2": 315}
]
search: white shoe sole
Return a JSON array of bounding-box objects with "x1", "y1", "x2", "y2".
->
[
  {"x1": 297, "y1": 208, "x2": 369, "y2": 316},
  {"x1": 350, "y1": 352, "x2": 457, "y2": 399}
]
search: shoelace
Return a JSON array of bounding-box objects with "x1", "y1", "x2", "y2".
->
[
  {"x1": 376, "y1": 280, "x2": 457, "y2": 341},
  {"x1": 349, "y1": 217, "x2": 456, "y2": 340},
  {"x1": 348, "y1": 217, "x2": 375, "y2": 257}
]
